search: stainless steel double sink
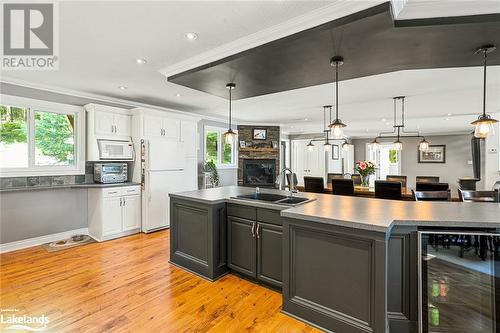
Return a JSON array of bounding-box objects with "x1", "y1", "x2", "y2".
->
[{"x1": 233, "y1": 193, "x2": 314, "y2": 206}]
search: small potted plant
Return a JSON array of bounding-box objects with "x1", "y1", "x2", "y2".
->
[
  {"x1": 204, "y1": 160, "x2": 220, "y2": 187},
  {"x1": 354, "y1": 160, "x2": 376, "y2": 187}
]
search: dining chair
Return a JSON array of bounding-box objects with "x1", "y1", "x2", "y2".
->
[
  {"x1": 331, "y1": 179, "x2": 354, "y2": 196},
  {"x1": 386, "y1": 175, "x2": 407, "y2": 188},
  {"x1": 327, "y1": 173, "x2": 344, "y2": 185},
  {"x1": 304, "y1": 177, "x2": 325, "y2": 193},
  {"x1": 351, "y1": 174, "x2": 362, "y2": 186},
  {"x1": 416, "y1": 182, "x2": 449, "y2": 192},
  {"x1": 458, "y1": 178, "x2": 479, "y2": 190},
  {"x1": 413, "y1": 190, "x2": 451, "y2": 201},
  {"x1": 416, "y1": 176, "x2": 440, "y2": 183},
  {"x1": 374, "y1": 181, "x2": 402, "y2": 200},
  {"x1": 492, "y1": 181, "x2": 500, "y2": 191},
  {"x1": 458, "y1": 189, "x2": 500, "y2": 203}
]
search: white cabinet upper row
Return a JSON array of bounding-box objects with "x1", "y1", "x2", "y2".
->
[{"x1": 94, "y1": 111, "x2": 131, "y2": 137}]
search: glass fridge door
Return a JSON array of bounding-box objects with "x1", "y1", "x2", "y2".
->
[{"x1": 419, "y1": 232, "x2": 500, "y2": 333}]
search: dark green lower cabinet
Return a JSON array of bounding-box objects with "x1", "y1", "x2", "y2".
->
[
  {"x1": 169, "y1": 198, "x2": 228, "y2": 281},
  {"x1": 227, "y1": 216, "x2": 257, "y2": 277},
  {"x1": 257, "y1": 222, "x2": 283, "y2": 288},
  {"x1": 227, "y1": 205, "x2": 283, "y2": 289}
]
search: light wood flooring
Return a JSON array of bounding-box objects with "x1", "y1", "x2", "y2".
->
[{"x1": 0, "y1": 230, "x2": 319, "y2": 332}]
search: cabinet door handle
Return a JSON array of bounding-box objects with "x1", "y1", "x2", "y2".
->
[
  {"x1": 119, "y1": 198, "x2": 123, "y2": 206},
  {"x1": 123, "y1": 198, "x2": 126, "y2": 206},
  {"x1": 251, "y1": 222, "x2": 256, "y2": 238},
  {"x1": 109, "y1": 191, "x2": 118, "y2": 194},
  {"x1": 256, "y1": 223, "x2": 260, "y2": 239}
]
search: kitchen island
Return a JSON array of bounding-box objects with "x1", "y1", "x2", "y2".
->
[{"x1": 169, "y1": 186, "x2": 500, "y2": 333}]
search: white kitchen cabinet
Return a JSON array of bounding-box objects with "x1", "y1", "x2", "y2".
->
[
  {"x1": 93, "y1": 110, "x2": 131, "y2": 137},
  {"x1": 143, "y1": 115, "x2": 180, "y2": 140},
  {"x1": 88, "y1": 185, "x2": 141, "y2": 241},
  {"x1": 181, "y1": 121, "x2": 198, "y2": 158},
  {"x1": 122, "y1": 194, "x2": 141, "y2": 231},
  {"x1": 94, "y1": 111, "x2": 115, "y2": 136},
  {"x1": 102, "y1": 196, "x2": 123, "y2": 236},
  {"x1": 113, "y1": 113, "x2": 131, "y2": 137}
]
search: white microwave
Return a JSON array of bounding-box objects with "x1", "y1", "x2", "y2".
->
[{"x1": 97, "y1": 139, "x2": 134, "y2": 161}]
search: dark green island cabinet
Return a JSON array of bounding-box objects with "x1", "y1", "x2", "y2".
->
[
  {"x1": 281, "y1": 217, "x2": 419, "y2": 333},
  {"x1": 169, "y1": 196, "x2": 419, "y2": 333},
  {"x1": 227, "y1": 203, "x2": 285, "y2": 289},
  {"x1": 169, "y1": 197, "x2": 228, "y2": 281}
]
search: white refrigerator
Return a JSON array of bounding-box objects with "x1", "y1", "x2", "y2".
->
[{"x1": 140, "y1": 138, "x2": 197, "y2": 232}]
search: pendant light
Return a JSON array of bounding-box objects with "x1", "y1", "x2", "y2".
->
[
  {"x1": 306, "y1": 141, "x2": 314, "y2": 151},
  {"x1": 323, "y1": 105, "x2": 332, "y2": 151},
  {"x1": 328, "y1": 56, "x2": 346, "y2": 138},
  {"x1": 471, "y1": 45, "x2": 498, "y2": 138},
  {"x1": 369, "y1": 137, "x2": 380, "y2": 150},
  {"x1": 418, "y1": 138, "x2": 430, "y2": 152},
  {"x1": 223, "y1": 83, "x2": 237, "y2": 144}
]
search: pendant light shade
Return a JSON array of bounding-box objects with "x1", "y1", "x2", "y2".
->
[
  {"x1": 223, "y1": 83, "x2": 237, "y2": 144},
  {"x1": 472, "y1": 45, "x2": 498, "y2": 138},
  {"x1": 323, "y1": 141, "x2": 331, "y2": 151},
  {"x1": 342, "y1": 140, "x2": 350, "y2": 152},
  {"x1": 393, "y1": 138, "x2": 403, "y2": 151},
  {"x1": 307, "y1": 141, "x2": 314, "y2": 151},
  {"x1": 369, "y1": 138, "x2": 380, "y2": 150},
  {"x1": 328, "y1": 56, "x2": 347, "y2": 138},
  {"x1": 418, "y1": 138, "x2": 430, "y2": 152}
]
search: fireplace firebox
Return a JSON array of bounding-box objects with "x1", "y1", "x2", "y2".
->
[{"x1": 242, "y1": 159, "x2": 276, "y2": 187}]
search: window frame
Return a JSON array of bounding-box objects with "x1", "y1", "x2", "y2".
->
[
  {"x1": 203, "y1": 125, "x2": 236, "y2": 168},
  {"x1": 0, "y1": 95, "x2": 85, "y2": 177}
]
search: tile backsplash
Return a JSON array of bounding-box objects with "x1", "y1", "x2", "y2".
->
[{"x1": 0, "y1": 162, "x2": 133, "y2": 190}]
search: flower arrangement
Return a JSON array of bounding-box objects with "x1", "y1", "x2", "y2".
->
[{"x1": 354, "y1": 160, "x2": 376, "y2": 186}]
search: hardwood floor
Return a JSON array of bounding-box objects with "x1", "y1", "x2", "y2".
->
[{"x1": 0, "y1": 230, "x2": 319, "y2": 333}]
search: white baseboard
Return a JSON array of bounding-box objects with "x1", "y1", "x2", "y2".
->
[{"x1": 0, "y1": 228, "x2": 89, "y2": 254}]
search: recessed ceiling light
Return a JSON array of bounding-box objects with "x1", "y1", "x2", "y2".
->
[
  {"x1": 136, "y1": 58, "x2": 147, "y2": 64},
  {"x1": 185, "y1": 32, "x2": 198, "y2": 40},
  {"x1": 175, "y1": 93, "x2": 182, "y2": 97},
  {"x1": 304, "y1": 118, "x2": 308, "y2": 121},
  {"x1": 447, "y1": 113, "x2": 452, "y2": 116},
  {"x1": 445, "y1": 117, "x2": 450, "y2": 121},
  {"x1": 381, "y1": 118, "x2": 387, "y2": 122},
  {"x1": 118, "y1": 86, "x2": 127, "y2": 90}
]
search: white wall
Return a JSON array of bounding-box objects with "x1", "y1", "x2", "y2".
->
[
  {"x1": 484, "y1": 116, "x2": 500, "y2": 190},
  {"x1": 353, "y1": 134, "x2": 475, "y2": 192}
]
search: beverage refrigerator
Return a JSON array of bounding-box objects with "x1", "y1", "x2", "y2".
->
[{"x1": 419, "y1": 231, "x2": 500, "y2": 333}]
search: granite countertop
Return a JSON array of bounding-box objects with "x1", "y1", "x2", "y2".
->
[
  {"x1": 0, "y1": 182, "x2": 141, "y2": 193},
  {"x1": 171, "y1": 186, "x2": 500, "y2": 233}
]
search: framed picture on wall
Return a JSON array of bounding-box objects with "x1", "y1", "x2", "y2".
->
[
  {"x1": 253, "y1": 128, "x2": 267, "y2": 140},
  {"x1": 418, "y1": 145, "x2": 446, "y2": 163},
  {"x1": 332, "y1": 144, "x2": 340, "y2": 160}
]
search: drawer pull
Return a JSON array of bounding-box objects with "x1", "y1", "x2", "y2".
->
[{"x1": 108, "y1": 191, "x2": 118, "y2": 194}]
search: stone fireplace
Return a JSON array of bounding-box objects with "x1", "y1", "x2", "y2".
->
[
  {"x1": 242, "y1": 159, "x2": 276, "y2": 187},
  {"x1": 237, "y1": 125, "x2": 280, "y2": 188}
]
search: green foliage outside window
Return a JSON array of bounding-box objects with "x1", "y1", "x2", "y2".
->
[
  {"x1": 389, "y1": 149, "x2": 398, "y2": 164},
  {"x1": 34, "y1": 112, "x2": 75, "y2": 164},
  {"x1": 222, "y1": 142, "x2": 232, "y2": 164},
  {"x1": 0, "y1": 105, "x2": 27, "y2": 144},
  {"x1": 205, "y1": 131, "x2": 219, "y2": 164}
]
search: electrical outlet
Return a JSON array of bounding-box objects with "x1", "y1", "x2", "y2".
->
[{"x1": 488, "y1": 148, "x2": 498, "y2": 154}]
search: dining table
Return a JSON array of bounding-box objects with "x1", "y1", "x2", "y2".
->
[{"x1": 296, "y1": 184, "x2": 415, "y2": 200}]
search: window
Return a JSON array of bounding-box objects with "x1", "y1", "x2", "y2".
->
[
  {"x1": 0, "y1": 95, "x2": 85, "y2": 177},
  {"x1": 204, "y1": 126, "x2": 235, "y2": 167}
]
